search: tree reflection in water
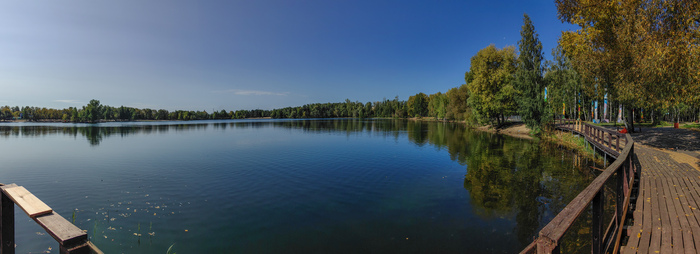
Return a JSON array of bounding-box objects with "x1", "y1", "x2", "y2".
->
[{"x1": 1, "y1": 119, "x2": 603, "y2": 251}]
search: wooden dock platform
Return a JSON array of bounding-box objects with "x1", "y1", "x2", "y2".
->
[{"x1": 623, "y1": 145, "x2": 700, "y2": 253}]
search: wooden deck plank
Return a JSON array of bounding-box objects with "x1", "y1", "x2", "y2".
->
[
  {"x1": 638, "y1": 173, "x2": 653, "y2": 254},
  {"x1": 651, "y1": 149, "x2": 678, "y2": 253},
  {"x1": 1, "y1": 186, "x2": 52, "y2": 217},
  {"x1": 669, "y1": 177, "x2": 698, "y2": 254},
  {"x1": 623, "y1": 170, "x2": 646, "y2": 253},
  {"x1": 659, "y1": 161, "x2": 686, "y2": 254},
  {"x1": 650, "y1": 177, "x2": 663, "y2": 253},
  {"x1": 676, "y1": 170, "x2": 700, "y2": 251},
  {"x1": 623, "y1": 146, "x2": 700, "y2": 254},
  {"x1": 656, "y1": 177, "x2": 673, "y2": 252},
  {"x1": 670, "y1": 156, "x2": 700, "y2": 253},
  {"x1": 658, "y1": 177, "x2": 681, "y2": 253},
  {"x1": 33, "y1": 211, "x2": 87, "y2": 248}
]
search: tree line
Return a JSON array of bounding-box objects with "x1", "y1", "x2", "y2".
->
[
  {"x1": 273, "y1": 3, "x2": 700, "y2": 133},
  {"x1": 0, "y1": 100, "x2": 274, "y2": 123},
  {"x1": 3, "y1": 1, "x2": 699, "y2": 132}
]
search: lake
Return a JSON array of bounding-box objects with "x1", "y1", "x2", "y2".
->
[{"x1": 0, "y1": 119, "x2": 601, "y2": 253}]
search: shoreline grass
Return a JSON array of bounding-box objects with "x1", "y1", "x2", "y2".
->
[{"x1": 542, "y1": 129, "x2": 604, "y2": 164}]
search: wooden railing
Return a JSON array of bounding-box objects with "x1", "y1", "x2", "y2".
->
[
  {"x1": 0, "y1": 183, "x2": 102, "y2": 254},
  {"x1": 556, "y1": 119, "x2": 627, "y2": 158},
  {"x1": 520, "y1": 119, "x2": 636, "y2": 254}
]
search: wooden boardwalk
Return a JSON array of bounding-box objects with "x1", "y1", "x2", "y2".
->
[
  {"x1": 521, "y1": 120, "x2": 700, "y2": 253},
  {"x1": 522, "y1": 120, "x2": 636, "y2": 254},
  {"x1": 623, "y1": 145, "x2": 700, "y2": 253}
]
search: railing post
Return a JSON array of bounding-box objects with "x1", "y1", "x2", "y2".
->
[
  {"x1": 601, "y1": 129, "x2": 604, "y2": 145},
  {"x1": 592, "y1": 189, "x2": 604, "y2": 254},
  {"x1": 537, "y1": 236, "x2": 560, "y2": 254},
  {"x1": 1, "y1": 187, "x2": 15, "y2": 254},
  {"x1": 593, "y1": 128, "x2": 597, "y2": 142},
  {"x1": 616, "y1": 135, "x2": 620, "y2": 152}
]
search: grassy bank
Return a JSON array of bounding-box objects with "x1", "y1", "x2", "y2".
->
[
  {"x1": 542, "y1": 129, "x2": 604, "y2": 164},
  {"x1": 469, "y1": 121, "x2": 605, "y2": 164},
  {"x1": 682, "y1": 123, "x2": 700, "y2": 131}
]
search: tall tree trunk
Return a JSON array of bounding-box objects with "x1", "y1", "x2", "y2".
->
[{"x1": 626, "y1": 108, "x2": 635, "y2": 133}]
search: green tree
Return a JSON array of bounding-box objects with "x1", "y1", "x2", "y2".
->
[
  {"x1": 545, "y1": 45, "x2": 580, "y2": 122},
  {"x1": 407, "y1": 92, "x2": 429, "y2": 117},
  {"x1": 467, "y1": 45, "x2": 518, "y2": 126},
  {"x1": 446, "y1": 85, "x2": 471, "y2": 121},
  {"x1": 83, "y1": 99, "x2": 103, "y2": 123},
  {"x1": 0, "y1": 106, "x2": 11, "y2": 120},
  {"x1": 514, "y1": 14, "x2": 546, "y2": 133},
  {"x1": 428, "y1": 92, "x2": 448, "y2": 120}
]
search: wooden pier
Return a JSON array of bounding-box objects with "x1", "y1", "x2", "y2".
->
[{"x1": 0, "y1": 183, "x2": 101, "y2": 254}]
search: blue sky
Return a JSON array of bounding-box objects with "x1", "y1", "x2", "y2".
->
[{"x1": 1, "y1": 1, "x2": 576, "y2": 111}]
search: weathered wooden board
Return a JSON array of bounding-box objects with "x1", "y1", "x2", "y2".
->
[
  {"x1": 0, "y1": 183, "x2": 18, "y2": 189},
  {"x1": 34, "y1": 212, "x2": 87, "y2": 248},
  {"x1": 0, "y1": 183, "x2": 95, "y2": 252},
  {"x1": 2, "y1": 186, "x2": 52, "y2": 217}
]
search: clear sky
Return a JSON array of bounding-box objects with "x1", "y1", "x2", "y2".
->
[{"x1": 1, "y1": 0, "x2": 576, "y2": 111}]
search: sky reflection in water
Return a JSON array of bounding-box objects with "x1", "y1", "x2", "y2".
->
[{"x1": 0, "y1": 119, "x2": 599, "y2": 253}]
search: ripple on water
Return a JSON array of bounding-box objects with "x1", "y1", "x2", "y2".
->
[{"x1": 1, "y1": 120, "x2": 600, "y2": 254}]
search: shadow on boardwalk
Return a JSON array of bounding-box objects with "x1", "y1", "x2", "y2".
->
[
  {"x1": 632, "y1": 127, "x2": 700, "y2": 170},
  {"x1": 631, "y1": 127, "x2": 700, "y2": 152}
]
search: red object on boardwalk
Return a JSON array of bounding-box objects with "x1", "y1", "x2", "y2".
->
[
  {"x1": 620, "y1": 128, "x2": 628, "y2": 134},
  {"x1": 674, "y1": 122, "x2": 679, "y2": 128}
]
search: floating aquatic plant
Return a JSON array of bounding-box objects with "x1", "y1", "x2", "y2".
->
[{"x1": 166, "y1": 243, "x2": 176, "y2": 254}]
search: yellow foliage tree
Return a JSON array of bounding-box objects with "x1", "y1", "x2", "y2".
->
[{"x1": 556, "y1": 0, "x2": 700, "y2": 127}]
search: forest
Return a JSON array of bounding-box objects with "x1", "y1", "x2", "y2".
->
[{"x1": 2, "y1": 1, "x2": 699, "y2": 134}]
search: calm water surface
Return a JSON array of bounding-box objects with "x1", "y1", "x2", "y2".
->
[{"x1": 1, "y1": 119, "x2": 600, "y2": 253}]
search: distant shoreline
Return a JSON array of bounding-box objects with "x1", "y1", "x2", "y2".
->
[{"x1": 0, "y1": 117, "x2": 274, "y2": 124}]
